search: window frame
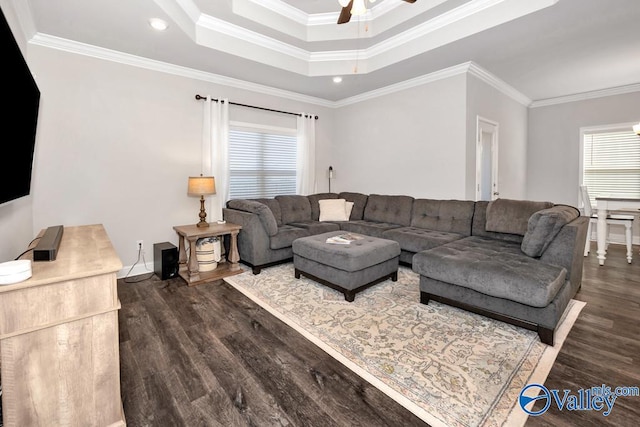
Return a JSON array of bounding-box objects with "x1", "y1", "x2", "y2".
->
[{"x1": 579, "y1": 121, "x2": 640, "y2": 208}]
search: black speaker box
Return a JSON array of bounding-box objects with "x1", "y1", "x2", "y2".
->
[{"x1": 154, "y1": 242, "x2": 178, "y2": 280}]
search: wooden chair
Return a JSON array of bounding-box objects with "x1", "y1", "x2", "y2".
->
[{"x1": 581, "y1": 186, "x2": 634, "y2": 263}]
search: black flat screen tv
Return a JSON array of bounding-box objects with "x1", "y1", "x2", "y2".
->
[{"x1": 1, "y1": 7, "x2": 40, "y2": 206}]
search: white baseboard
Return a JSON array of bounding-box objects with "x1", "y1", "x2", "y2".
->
[
  {"x1": 586, "y1": 231, "x2": 640, "y2": 246},
  {"x1": 117, "y1": 262, "x2": 155, "y2": 279}
]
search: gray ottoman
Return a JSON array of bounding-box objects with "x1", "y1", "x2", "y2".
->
[{"x1": 292, "y1": 231, "x2": 401, "y2": 302}]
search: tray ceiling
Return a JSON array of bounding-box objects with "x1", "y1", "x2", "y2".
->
[{"x1": 15, "y1": 0, "x2": 640, "y2": 103}]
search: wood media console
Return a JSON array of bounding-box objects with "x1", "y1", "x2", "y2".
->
[{"x1": 0, "y1": 224, "x2": 125, "y2": 426}]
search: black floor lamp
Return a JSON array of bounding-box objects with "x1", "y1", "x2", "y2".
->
[{"x1": 328, "y1": 166, "x2": 334, "y2": 193}]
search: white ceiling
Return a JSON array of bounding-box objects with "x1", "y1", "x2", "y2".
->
[{"x1": 15, "y1": 0, "x2": 640, "y2": 104}]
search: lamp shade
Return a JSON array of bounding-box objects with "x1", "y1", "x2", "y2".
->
[
  {"x1": 188, "y1": 176, "x2": 216, "y2": 196},
  {"x1": 633, "y1": 123, "x2": 640, "y2": 136}
]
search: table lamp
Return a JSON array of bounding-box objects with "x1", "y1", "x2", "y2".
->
[{"x1": 188, "y1": 175, "x2": 216, "y2": 228}]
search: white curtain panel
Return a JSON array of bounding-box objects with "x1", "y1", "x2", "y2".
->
[
  {"x1": 202, "y1": 96, "x2": 229, "y2": 222},
  {"x1": 296, "y1": 114, "x2": 317, "y2": 195}
]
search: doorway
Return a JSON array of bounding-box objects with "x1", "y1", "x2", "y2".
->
[{"x1": 476, "y1": 117, "x2": 499, "y2": 201}]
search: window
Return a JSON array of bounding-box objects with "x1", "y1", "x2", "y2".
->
[
  {"x1": 582, "y1": 124, "x2": 640, "y2": 206},
  {"x1": 228, "y1": 123, "x2": 297, "y2": 199}
]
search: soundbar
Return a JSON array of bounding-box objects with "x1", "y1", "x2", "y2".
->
[{"x1": 33, "y1": 225, "x2": 64, "y2": 261}]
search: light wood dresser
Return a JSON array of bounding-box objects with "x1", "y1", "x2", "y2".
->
[{"x1": 0, "y1": 224, "x2": 126, "y2": 426}]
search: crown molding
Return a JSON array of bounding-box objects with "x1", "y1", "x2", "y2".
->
[
  {"x1": 29, "y1": 33, "x2": 335, "y2": 108},
  {"x1": 467, "y1": 63, "x2": 531, "y2": 106},
  {"x1": 334, "y1": 62, "x2": 472, "y2": 107},
  {"x1": 33, "y1": 31, "x2": 637, "y2": 113},
  {"x1": 250, "y1": 0, "x2": 310, "y2": 26},
  {"x1": 243, "y1": 0, "x2": 392, "y2": 27},
  {"x1": 29, "y1": 34, "x2": 532, "y2": 111},
  {"x1": 334, "y1": 61, "x2": 532, "y2": 108},
  {"x1": 198, "y1": 15, "x2": 310, "y2": 61},
  {"x1": 529, "y1": 83, "x2": 640, "y2": 108},
  {"x1": 189, "y1": 0, "x2": 558, "y2": 78}
]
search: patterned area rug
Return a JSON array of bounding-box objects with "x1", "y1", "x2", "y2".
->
[{"x1": 224, "y1": 264, "x2": 585, "y2": 427}]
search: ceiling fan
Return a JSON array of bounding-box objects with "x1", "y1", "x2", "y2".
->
[{"x1": 338, "y1": 0, "x2": 417, "y2": 24}]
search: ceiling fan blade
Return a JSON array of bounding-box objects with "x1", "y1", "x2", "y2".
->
[
  {"x1": 337, "y1": 0, "x2": 353, "y2": 24},
  {"x1": 338, "y1": 0, "x2": 414, "y2": 25}
]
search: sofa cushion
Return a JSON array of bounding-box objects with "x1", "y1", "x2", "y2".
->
[
  {"x1": 226, "y1": 199, "x2": 278, "y2": 236},
  {"x1": 410, "y1": 199, "x2": 475, "y2": 235},
  {"x1": 485, "y1": 198, "x2": 554, "y2": 236},
  {"x1": 339, "y1": 220, "x2": 402, "y2": 238},
  {"x1": 251, "y1": 198, "x2": 283, "y2": 226},
  {"x1": 319, "y1": 199, "x2": 350, "y2": 221},
  {"x1": 472, "y1": 201, "x2": 524, "y2": 243},
  {"x1": 382, "y1": 227, "x2": 466, "y2": 253},
  {"x1": 269, "y1": 225, "x2": 310, "y2": 250},
  {"x1": 363, "y1": 194, "x2": 414, "y2": 226},
  {"x1": 276, "y1": 195, "x2": 312, "y2": 224},
  {"x1": 308, "y1": 193, "x2": 339, "y2": 221},
  {"x1": 288, "y1": 221, "x2": 340, "y2": 235},
  {"x1": 412, "y1": 236, "x2": 567, "y2": 308},
  {"x1": 521, "y1": 205, "x2": 580, "y2": 257},
  {"x1": 338, "y1": 192, "x2": 368, "y2": 220}
]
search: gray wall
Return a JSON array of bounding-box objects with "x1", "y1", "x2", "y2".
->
[
  {"x1": 466, "y1": 74, "x2": 528, "y2": 200},
  {"x1": 328, "y1": 73, "x2": 529, "y2": 203},
  {"x1": 527, "y1": 91, "x2": 640, "y2": 244},
  {"x1": 528, "y1": 91, "x2": 640, "y2": 205},
  {"x1": 331, "y1": 74, "x2": 468, "y2": 199},
  {"x1": 25, "y1": 45, "x2": 334, "y2": 274}
]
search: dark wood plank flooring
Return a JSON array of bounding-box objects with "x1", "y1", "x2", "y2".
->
[
  {"x1": 527, "y1": 243, "x2": 640, "y2": 427},
  {"x1": 118, "y1": 244, "x2": 640, "y2": 426}
]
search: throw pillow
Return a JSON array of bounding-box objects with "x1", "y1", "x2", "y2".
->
[
  {"x1": 319, "y1": 199, "x2": 349, "y2": 222},
  {"x1": 345, "y1": 201, "x2": 354, "y2": 220},
  {"x1": 521, "y1": 205, "x2": 580, "y2": 257}
]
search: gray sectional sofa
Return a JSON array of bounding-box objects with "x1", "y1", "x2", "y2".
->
[{"x1": 223, "y1": 193, "x2": 588, "y2": 345}]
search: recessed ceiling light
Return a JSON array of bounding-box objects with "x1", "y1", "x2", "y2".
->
[
  {"x1": 149, "y1": 18, "x2": 168, "y2": 31},
  {"x1": 333, "y1": 76, "x2": 343, "y2": 83}
]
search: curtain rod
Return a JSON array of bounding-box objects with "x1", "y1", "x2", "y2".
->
[{"x1": 195, "y1": 94, "x2": 318, "y2": 120}]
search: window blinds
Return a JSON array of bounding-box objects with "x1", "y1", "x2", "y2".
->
[
  {"x1": 583, "y1": 129, "x2": 640, "y2": 205},
  {"x1": 228, "y1": 129, "x2": 297, "y2": 199}
]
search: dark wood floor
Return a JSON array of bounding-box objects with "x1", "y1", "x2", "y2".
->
[
  {"x1": 527, "y1": 244, "x2": 640, "y2": 427},
  {"x1": 118, "y1": 244, "x2": 640, "y2": 427}
]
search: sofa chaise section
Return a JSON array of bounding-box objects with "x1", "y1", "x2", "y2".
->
[{"x1": 413, "y1": 200, "x2": 587, "y2": 345}]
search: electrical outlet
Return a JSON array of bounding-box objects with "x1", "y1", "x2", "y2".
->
[{"x1": 136, "y1": 240, "x2": 144, "y2": 251}]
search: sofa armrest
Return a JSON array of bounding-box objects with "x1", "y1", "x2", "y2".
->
[
  {"x1": 222, "y1": 208, "x2": 272, "y2": 265},
  {"x1": 226, "y1": 199, "x2": 278, "y2": 235},
  {"x1": 539, "y1": 216, "x2": 588, "y2": 289}
]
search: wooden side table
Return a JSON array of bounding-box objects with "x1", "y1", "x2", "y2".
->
[{"x1": 173, "y1": 222, "x2": 243, "y2": 286}]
